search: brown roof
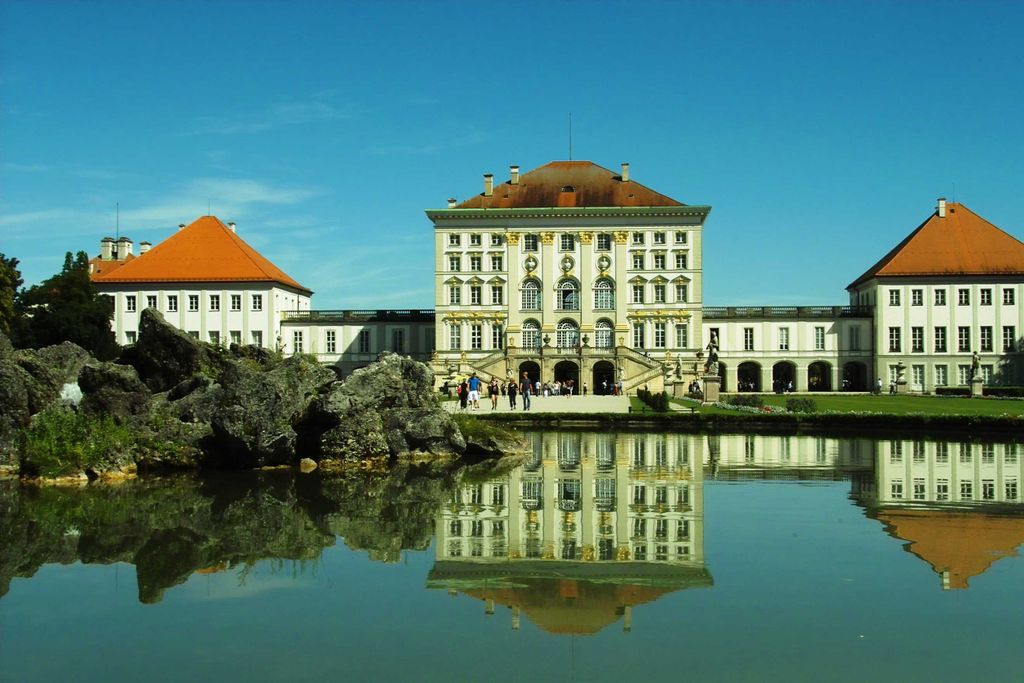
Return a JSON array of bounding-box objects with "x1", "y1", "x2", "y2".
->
[
  {"x1": 456, "y1": 161, "x2": 686, "y2": 209},
  {"x1": 91, "y1": 216, "x2": 311, "y2": 294},
  {"x1": 849, "y1": 202, "x2": 1024, "y2": 289},
  {"x1": 89, "y1": 253, "x2": 135, "y2": 278},
  {"x1": 877, "y1": 509, "x2": 1024, "y2": 589}
]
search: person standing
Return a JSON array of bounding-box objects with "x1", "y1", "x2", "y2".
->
[
  {"x1": 508, "y1": 379, "x2": 518, "y2": 409},
  {"x1": 520, "y1": 372, "x2": 532, "y2": 411},
  {"x1": 467, "y1": 373, "x2": 482, "y2": 410},
  {"x1": 583, "y1": 382, "x2": 588, "y2": 396},
  {"x1": 489, "y1": 378, "x2": 500, "y2": 409},
  {"x1": 458, "y1": 379, "x2": 469, "y2": 410}
]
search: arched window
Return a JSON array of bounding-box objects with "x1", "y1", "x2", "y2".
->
[
  {"x1": 522, "y1": 320, "x2": 540, "y2": 349},
  {"x1": 557, "y1": 320, "x2": 580, "y2": 348},
  {"x1": 557, "y1": 279, "x2": 580, "y2": 311},
  {"x1": 594, "y1": 278, "x2": 614, "y2": 310},
  {"x1": 595, "y1": 319, "x2": 614, "y2": 348},
  {"x1": 520, "y1": 279, "x2": 540, "y2": 311}
]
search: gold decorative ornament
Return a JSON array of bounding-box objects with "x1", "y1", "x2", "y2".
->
[
  {"x1": 579, "y1": 231, "x2": 594, "y2": 244},
  {"x1": 506, "y1": 232, "x2": 520, "y2": 245},
  {"x1": 540, "y1": 232, "x2": 555, "y2": 245},
  {"x1": 613, "y1": 231, "x2": 629, "y2": 244}
]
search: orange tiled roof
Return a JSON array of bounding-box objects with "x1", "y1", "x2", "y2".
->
[
  {"x1": 456, "y1": 161, "x2": 686, "y2": 209},
  {"x1": 89, "y1": 253, "x2": 135, "y2": 278},
  {"x1": 877, "y1": 509, "x2": 1024, "y2": 589},
  {"x1": 849, "y1": 203, "x2": 1024, "y2": 288},
  {"x1": 92, "y1": 216, "x2": 311, "y2": 294}
]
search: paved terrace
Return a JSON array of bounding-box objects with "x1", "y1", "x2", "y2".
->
[{"x1": 443, "y1": 394, "x2": 631, "y2": 414}]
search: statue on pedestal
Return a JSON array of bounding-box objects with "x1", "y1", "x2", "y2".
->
[
  {"x1": 971, "y1": 350, "x2": 981, "y2": 380},
  {"x1": 704, "y1": 332, "x2": 720, "y2": 376}
]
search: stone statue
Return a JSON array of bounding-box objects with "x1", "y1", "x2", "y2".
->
[
  {"x1": 704, "y1": 332, "x2": 720, "y2": 376},
  {"x1": 895, "y1": 360, "x2": 906, "y2": 382},
  {"x1": 971, "y1": 351, "x2": 981, "y2": 380},
  {"x1": 675, "y1": 357, "x2": 682, "y2": 380}
]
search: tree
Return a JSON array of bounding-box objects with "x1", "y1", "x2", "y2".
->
[
  {"x1": 14, "y1": 250, "x2": 119, "y2": 359},
  {"x1": 0, "y1": 252, "x2": 22, "y2": 336}
]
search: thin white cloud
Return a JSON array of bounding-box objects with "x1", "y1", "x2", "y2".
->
[
  {"x1": 1, "y1": 162, "x2": 51, "y2": 173},
  {"x1": 191, "y1": 98, "x2": 353, "y2": 136}
]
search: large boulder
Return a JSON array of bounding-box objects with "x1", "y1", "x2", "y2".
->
[
  {"x1": 202, "y1": 353, "x2": 336, "y2": 467},
  {"x1": 78, "y1": 361, "x2": 152, "y2": 420},
  {"x1": 312, "y1": 353, "x2": 465, "y2": 461},
  {"x1": 119, "y1": 309, "x2": 228, "y2": 392}
]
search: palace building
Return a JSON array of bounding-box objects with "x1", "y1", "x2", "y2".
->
[{"x1": 91, "y1": 162, "x2": 1024, "y2": 394}]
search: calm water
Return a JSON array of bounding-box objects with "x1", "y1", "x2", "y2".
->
[{"x1": 2, "y1": 431, "x2": 1023, "y2": 682}]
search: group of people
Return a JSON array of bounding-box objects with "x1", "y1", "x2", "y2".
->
[{"x1": 448, "y1": 372, "x2": 622, "y2": 410}]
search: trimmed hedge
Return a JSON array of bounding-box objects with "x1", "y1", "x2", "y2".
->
[
  {"x1": 936, "y1": 386, "x2": 1024, "y2": 398},
  {"x1": 785, "y1": 398, "x2": 818, "y2": 413},
  {"x1": 637, "y1": 388, "x2": 670, "y2": 412},
  {"x1": 728, "y1": 394, "x2": 764, "y2": 408}
]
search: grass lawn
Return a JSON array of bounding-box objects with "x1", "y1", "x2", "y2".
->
[{"x1": 751, "y1": 393, "x2": 1024, "y2": 416}]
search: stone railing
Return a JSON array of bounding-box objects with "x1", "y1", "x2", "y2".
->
[
  {"x1": 282, "y1": 309, "x2": 435, "y2": 323},
  {"x1": 702, "y1": 305, "x2": 873, "y2": 319}
]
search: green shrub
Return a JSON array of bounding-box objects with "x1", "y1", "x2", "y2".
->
[
  {"x1": 786, "y1": 398, "x2": 818, "y2": 413},
  {"x1": 984, "y1": 387, "x2": 1024, "y2": 398},
  {"x1": 935, "y1": 387, "x2": 970, "y2": 396},
  {"x1": 728, "y1": 394, "x2": 764, "y2": 408},
  {"x1": 20, "y1": 406, "x2": 136, "y2": 477},
  {"x1": 636, "y1": 388, "x2": 670, "y2": 412}
]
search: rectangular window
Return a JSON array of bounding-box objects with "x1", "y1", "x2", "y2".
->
[
  {"x1": 560, "y1": 234, "x2": 575, "y2": 251},
  {"x1": 251, "y1": 330, "x2": 262, "y2": 347},
  {"x1": 913, "y1": 478, "x2": 926, "y2": 500},
  {"x1": 848, "y1": 326, "x2": 860, "y2": 350},
  {"x1": 912, "y1": 364, "x2": 924, "y2": 389},
  {"x1": 890, "y1": 441, "x2": 903, "y2": 463},
  {"x1": 891, "y1": 479, "x2": 904, "y2": 499},
  {"x1": 936, "y1": 442, "x2": 949, "y2": 463},
  {"x1": 911, "y1": 289, "x2": 923, "y2": 306},
  {"x1": 1004, "y1": 288, "x2": 1016, "y2": 305},
  {"x1": 490, "y1": 285, "x2": 503, "y2": 305},
  {"x1": 392, "y1": 329, "x2": 405, "y2": 353},
  {"x1": 229, "y1": 330, "x2": 241, "y2": 345},
  {"x1": 208, "y1": 331, "x2": 220, "y2": 345},
  {"x1": 188, "y1": 294, "x2": 199, "y2": 312},
  {"x1": 597, "y1": 233, "x2": 612, "y2": 250},
  {"x1": 292, "y1": 331, "x2": 303, "y2": 353},
  {"x1": 675, "y1": 323, "x2": 688, "y2": 349},
  {"x1": 448, "y1": 324, "x2": 461, "y2": 350},
  {"x1": 958, "y1": 365, "x2": 971, "y2": 385},
  {"x1": 470, "y1": 285, "x2": 481, "y2": 305},
  {"x1": 913, "y1": 441, "x2": 925, "y2": 463},
  {"x1": 674, "y1": 252, "x2": 687, "y2": 269},
  {"x1": 490, "y1": 234, "x2": 502, "y2": 247},
  {"x1": 470, "y1": 324, "x2": 482, "y2": 350},
  {"x1": 231, "y1": 294, "x2": 241, "y2": 311},
  {"x1": 448, "y1": 255, "x2": 461, "y2": 271},
  {"x1": 936, "y1": 478, "x2": 949, "y2": 501},
  {"x1": 653, "y1": 284, "x2": 666, "y2": 303},
  {"x1": 469, "y1": 255, "x2": 481, "y2": 271},
  {"x1": 146, "y1": 295, "x2": 157, "y2": 309},
  {"x1": 654, "y1": 254, "x2": 666, "y2": 270},
  {"x1": 358, "y1": 329, "x2": 370, "y2": 353},
  {"x1": 125, "y1": 295, "x2": 137, "y2": 312},
  {"x1": 958, "y1": 326, "x2": 971, "y2": 352},
  {"x1": 980, "y1": 288, "x2": 992, "y2": 306},
  {"x1": 210, "y1": 294, "x2": 220, "y2": 312},
  {"x1": 491, "y1": 324, "x2": 503, "y2": 350},
  {"x1": 1006, "y1": 444, "x2": 1018, "y2": 464},
  {"x1": 958, "y1": 288, "x2": 970, "y2": 306},
  {"x1": 167, "y1": 295, "x2": 178, "y2": 312},
  {"x1": 935, "y1": 365, "x2": 947, "y2": 387},
  {"x1": 982, "y1": 444, "x2": 995, "y2": 464},
  {"x1": 935, "y1": 289, "x2": 946, "y2": 306},
  {"x1": 251, "y1": 294, "x2": 262, "y2": 312},
  {"x1": 653, "y1": 322, "x2": 666, "y2": 349},
  {"x1": 632, "y1": 323, "x2": 645, "y2": 349},
  {"x1": 911, "y1": 327, "x2": 924, "y2": 352},
  {"x1": 632, "y1": 253, "x2": 644, "y2": 269},
  {"x1": 743, "y1": 327, "x2": 754, "y2": 351},
  {"x1": 980, "y1": 326, "x2": 993, "y2": 352},
  {"x1": 778, "y1": 327, "x2": 790, "y2": 351},
  {"x1": 490, "y1": 255, "x2": 503, "y2": 271},
  {"x1": 676, "y1": 283, "x2": 688, "y2": 303},
  {"x1": 523, "y1": 234, "x2": 538, "y2": 251},
  {"x1": 632, "y1": 232, "x2": 644, "y2": 245},
  {"x1": 632, "y1": 284, "x2": 644, "y2": 304},
  {"x1": 959, "y1": 443, "x2": 971, "y2": 463},
  {"x1": 448, "y1": 234, "x2": 461, "y2": 247},
  {"x1": 1004, "y1": 326, "x2": 1016, "y2": 352},
  {"x1": 982, "y1": 364, "x2": 993, "y2": 384},
  {"x1": 449, "y1": 285, "x2": 461, "y2": 305},
  {"x1": 675, "y1": 231, "x2": 687, "y2": 244},
  {"x1": 814, "y1": 326, "x2": 825, "y2": 351},
  {"x1": 889, "y1": 290, "x2": 900, "y2": 306},
  {"x1": 125, "y1": 331, "x2": 137, "y2": 344},
  {"x1": 469, "y1": 233, "x2": 481, "y2": 247},
  {"x1": 653, "y1": 231, "x2": 666, "y2": 245},
  {"x1": 960, "y1": 480, "x2": 973, "y2": 500},
  {"x1": 888, "y1": 327, "x2": 901, "y2": 352},
  {"x1": 1007, "y1": 479, "x2": 1019, "y2": 500},
  {"x1": 934, "y1": 327, "x2": 947, "y2": 352}
]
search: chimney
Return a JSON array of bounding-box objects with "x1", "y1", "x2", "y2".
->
[
  {"x1": 937, "y1": 197, "x2": 947, "y2": 218},
  {"x1": 447, "y1": 198, "x2": 457, "y2": 209},
  {"x1": 228, "y1": 222, "x2": 236, "y2": 233},
  {"x1": 117, "y1": 236, "x2": 133, "y2": 260},
  {"x1": 621, "y1": 162, "x2": 630, "y2": 182},
  {"x1": 510, "y1": 165, "x2": 520, "y2": 185},
  {"x1": 100, "y1": 236, "x2": 114, "y2": 261},
  {"x1": 483, "y1": 173, "x2": 493, "y2": 197},
  {"x1": 139, "y1": 241, "x2": 152, "y2": 254},
  {"x1": 178, "y1": 223, "x2": 186, "y2": 231}
]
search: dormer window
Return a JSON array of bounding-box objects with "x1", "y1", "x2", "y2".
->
[{"x1": 560, "y1": 185, "x2": 575, "y2": 193}]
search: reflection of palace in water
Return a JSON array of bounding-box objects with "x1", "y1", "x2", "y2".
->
[
  {"x1": 429, "y1": 431, "x2": 870, "y2": 635},
  {"x1": 854, "y1": 439, "x2": 1024, "y2": 590}
]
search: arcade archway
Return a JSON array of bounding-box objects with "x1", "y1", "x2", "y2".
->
[
  {"x1": 808, "y1": 361, "x2": 832, "y2": 391},
  {"x1": 842, "y1": 361, "x2": 868, "y2": 391},
  {"x1": 737, "y1": 362, "x2": 761, "y2": 392},
  {"x1": 519, "y1": 361, "x2": 540, "y2": 385},
  {"x1": 592, "y1": 361, "x2": 616, "y2": 394},
  {"x1": 554, "y1": 360, "x2": 580, "y2": 387},
  {"x1": 773, "y1": 362, "x2": 796, "y2": 392}
]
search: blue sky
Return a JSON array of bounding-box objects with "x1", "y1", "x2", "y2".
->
[{"x1": 2, "y1": 0, "x2": 1022, "y2": 308}]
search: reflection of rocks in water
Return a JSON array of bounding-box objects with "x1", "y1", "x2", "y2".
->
[{"x1": 0, "y1": 462, "x2": 478, "y2": 603}]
